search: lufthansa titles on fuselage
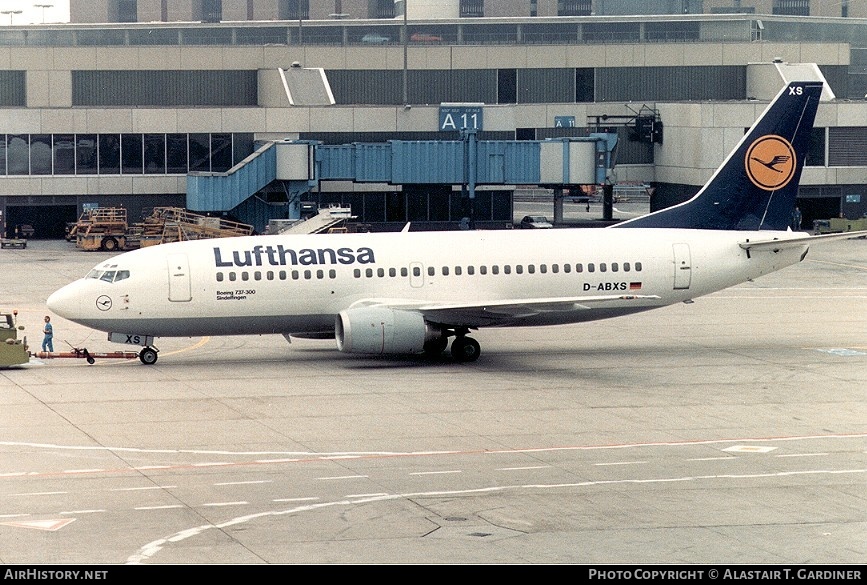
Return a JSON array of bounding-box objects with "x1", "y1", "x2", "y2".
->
[{"x1": 214, "y1": 244, "x2": 375, "y2": 268}]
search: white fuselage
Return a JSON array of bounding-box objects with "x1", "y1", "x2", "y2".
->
[{"x1": 47, "y1": 228, "x2": 807, "y2": 341}]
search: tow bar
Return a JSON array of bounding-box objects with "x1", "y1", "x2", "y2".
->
[{"x1": 34, "y1": 346, "x2": 139, "y2": 364}]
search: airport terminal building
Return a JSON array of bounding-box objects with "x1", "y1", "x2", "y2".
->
[{"x1": 0, "y1": 0, "x2": 865, "y2": 237}]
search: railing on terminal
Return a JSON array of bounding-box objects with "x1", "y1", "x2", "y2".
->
[{"x1": 0, "y1": 14, "x2": 857, "y2": 49}]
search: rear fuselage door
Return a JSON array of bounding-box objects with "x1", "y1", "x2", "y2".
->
[
  {"x1": 167, "y1": 253, "x2": 192, "y2": 302},
  {"x1": 672, "y1": 243, "x2": 692, "y2": 290}
]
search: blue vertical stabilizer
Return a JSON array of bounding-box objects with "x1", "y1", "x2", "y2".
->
[{"x1": 614, "y1": 81, "x2": 823, "y2": 231}]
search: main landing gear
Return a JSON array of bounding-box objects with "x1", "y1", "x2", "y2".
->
[
  {"x1": 138, "y1": 346, "x2": 159, "y2": 365},
  {"x1": 424, "y1": 327, "x2": 481, "y2": 363},
  {"x1": 450, "y1": 335, "x2": 481, "y2": 363}
]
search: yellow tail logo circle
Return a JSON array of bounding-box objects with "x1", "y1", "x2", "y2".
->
[{"x1": 745, "y1": 135, "x2": 796, "y2": 191}]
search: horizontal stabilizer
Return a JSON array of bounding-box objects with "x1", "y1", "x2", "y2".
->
[{"x1": 739, "y1": 230, "x2": 867, "y2": 252}]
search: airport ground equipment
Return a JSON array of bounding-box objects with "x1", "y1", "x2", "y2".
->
[
  {"x1": 145, "y1": 207, "x2": 253, "y2": 244},
  {"x1": 34, "y1": 345, "x2": 140, "y2": 365},
  {"x1": 1, "y1": 312, "x2": 139, "y2": 366},
  {"x1": 0, "y1": 238, "x2": 27, "y2": 249},
  {"x1": 70, "y1": 207, "x2": 254, "y2": 251},
  {"x1": 266, "y1": 205, "x2": 354, "y2": 235},
  {"x1": 72, "y1": 207, "x2": 131, "y2": 251},
  {"x1": 813, "y1": 217, "x2": 867, "y2": 234},
  {"x1": 0, "y1": 310, "x2": 29, "y2": 367}
]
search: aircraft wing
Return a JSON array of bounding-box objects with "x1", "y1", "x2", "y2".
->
[
  {"x1": 739, "y1": 230, "x2": 867, "y2": 252},
  {"x1": 349, "y1": 294, "x2": 661, "y2": 328}
]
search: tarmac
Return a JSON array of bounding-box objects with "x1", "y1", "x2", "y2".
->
[{"x1": 0, "y1": 236, "x2": 864, "y2": 565}]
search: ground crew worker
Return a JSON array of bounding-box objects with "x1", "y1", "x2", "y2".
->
[
  {"x1": 42, "y1": 315, "x2": 53, "y2": 353},
  {"x1": 791, "y1": 206, "x2": 802, "y2": 230}
]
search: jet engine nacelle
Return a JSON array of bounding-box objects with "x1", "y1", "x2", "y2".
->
[{"x1": 336, "y1": 307, "x2": 439, "y2": 355}]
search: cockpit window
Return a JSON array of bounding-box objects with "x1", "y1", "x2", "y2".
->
[{"x1": 87, "y1": 268, "x2": 130, "y2": 283}]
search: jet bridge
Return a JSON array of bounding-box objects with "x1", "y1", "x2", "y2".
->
[{"x1": 187, "y1": 133, "x2": 617, "y2": 233}]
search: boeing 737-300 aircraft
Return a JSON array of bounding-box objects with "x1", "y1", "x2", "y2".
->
[{"x1": 47, "y1": 81, "x2": 865, "y2": 364}]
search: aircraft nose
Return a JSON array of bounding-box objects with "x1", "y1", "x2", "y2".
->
[{"x1": 47, "y1": 283, "x2": 84, "y2": 320}]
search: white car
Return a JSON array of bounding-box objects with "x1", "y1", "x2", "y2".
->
[
  {"x1": 361, "y1": 33, "x2": 390, "y2": 44},
  {"x1": 519, "y1": 215, "x2": 553, "y2": 229}
]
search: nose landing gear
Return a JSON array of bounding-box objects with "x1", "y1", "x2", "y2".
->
[{"x1": 138, "y1": 346, "x2": 159, "y2": 365}]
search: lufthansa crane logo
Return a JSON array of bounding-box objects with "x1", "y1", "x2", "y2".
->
[
  {"x1": 96, "y1": 295, "x2": 112, "y2": 311},
  {"x1": 745, "y1": 135, "x2": 796, "y2": 191}
]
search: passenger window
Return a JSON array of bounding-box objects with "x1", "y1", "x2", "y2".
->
[
  {"x1": 254, "y1": 271, "x2": 261, "y2": 280},
  {"x1": 527, "y1": 265, "x2": 534, "y2": 274},
  {"x1": 317, "y1": 269, "x2": 324, "y2": 279},
  {"x1": 540, "y1": 264, "x2": 547, "y2": 273},
  {"x1": 389, "y1": 267, "x2": 396, "y2": 277},
  {"x1": 575, "y1": 264, "x2": 583, "y2": 273},
  {"x1": 365, "y1": 268, "x2": 373, "y2": 278},
  {"x1": 635, "y1": 262, "x2": 642, "y2": 271},
  {"x1": 279, "y1": 270, "x2": 287, "y2": 280},
  {"x1": 611, "y1": 263, "x2": 619, "y2": 272},
  {"x1": 229, "y1": 272, "x2": 237, "y2": 281},
  {"x1": 480, "y1": 265, "x2": 487, "y2": 275},
  {"x1": 377, "y1": 268, "x2": 385, "y2": 277},
  {"x1": 427, "y1": 266, "x2": 435, "y2": 276},
  {"x1": 623, "y1": 263, "x2": 630, "y2": 272},
  {"x1": 329, "y1": 269, "x2": 336, "y2": 279},
  {"x1": 551, "y1": 264, "x2": 558, "y2": 273},
  {"x1": 242, "y1": 272, "x2": 250, "y2": 281},
  {"x1": 600, "y1": 263, "x2": 607, "y2": 272},
  {"x1": 563, "y1": 264, "x2": 571, "y2": 273},
  {"x1": 354, "y1": 269, "x2": 361, "y2": 278},
  {"x1": 402, "y1": 267, "x2": 409, "y2": 277},
  {"x1": 454, "y1": 266, "x2": 462, "y2": 276},
  {"x1": 216, "y1": 272, "x2": 224, "y2": 282},
  {"x1": 442, "y1": 266, "x2": 449, "y2": 276},
  {"x1": 467, "y1": 266, "x2": 475, "y2": 275},
  {"x1": 304, "y1": 270, "x2": 312, "y2": 279},
  {"x1": 492, "y1": 265, "x2": 499, "y2": 275},
  {"x1": 588, "y1": 264, "x2": 595, "y2": 273},
  {"x1": 292, "y1": 270, "x2": 300, "y2": 280},
  {"x1": 267, "y1": 271, "x2": 274, "y2": 280}
]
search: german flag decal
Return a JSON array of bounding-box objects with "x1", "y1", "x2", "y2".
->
[{"x1": 745, "y1": 134, "x2": 797, "y2": 191}]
